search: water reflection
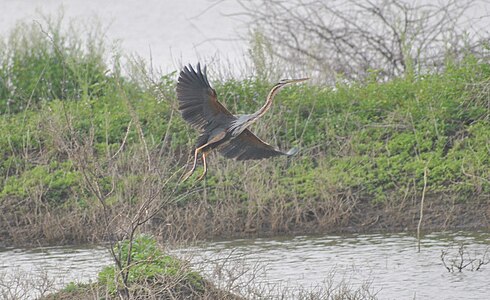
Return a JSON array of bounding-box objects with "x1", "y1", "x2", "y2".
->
[{"x1": 1, "y1": 231, "x2": 489, "y2": 299}]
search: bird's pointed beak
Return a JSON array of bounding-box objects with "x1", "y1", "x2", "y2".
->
[{"x1": 290, "y1": 77, "x2": 309, "y2": 84}]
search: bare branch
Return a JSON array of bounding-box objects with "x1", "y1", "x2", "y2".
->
[{"x1": 237, "y1": 0, "x2": 489, "y2": 83}]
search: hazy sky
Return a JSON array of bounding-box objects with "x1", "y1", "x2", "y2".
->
[
  {"x1": 0, "y1": 0, "x2": 247, "y2": 71},
  {"x1": 2, "y1": 0, "x2": 489, "y2": 74}
]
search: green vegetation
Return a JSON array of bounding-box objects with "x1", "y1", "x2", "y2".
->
[
  {"x1": 98, "y1": 235, "x2": 204, "y2": 295},
  {"x1": 1, "y1": 16, "x2": 489, "y2": 246},
  {"x1": 0, "y1": 15, "x2": 108, "y2": 114}
]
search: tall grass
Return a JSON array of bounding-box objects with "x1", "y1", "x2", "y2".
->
[{"x1": 0, "y1": 12, "x2": 110, "y2": 114}]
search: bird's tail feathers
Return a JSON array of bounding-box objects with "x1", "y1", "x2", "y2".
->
[{"x1": 285, "y1": 147, "x2": 299, "y2": 156}]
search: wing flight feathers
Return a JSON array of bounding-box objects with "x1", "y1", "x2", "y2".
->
[{"x1": 176, "y1": 63, "x2": 233, "y2": 130}]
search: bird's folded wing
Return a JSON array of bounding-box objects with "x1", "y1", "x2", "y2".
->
[
  {"x1": 176, "y1": 63, "x2": 234, "y2": 130},
  {"x1": 219, "y1": 129, "x2": 297, "y2": 160}
]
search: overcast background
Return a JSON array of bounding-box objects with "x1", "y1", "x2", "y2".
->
[{"x1": 0, "y1": 0, "x2": 246, "y2": 72}]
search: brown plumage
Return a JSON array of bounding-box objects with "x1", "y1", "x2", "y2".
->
[{"x1": 176, "y1": 63, "x2": 308, "y2": 180}]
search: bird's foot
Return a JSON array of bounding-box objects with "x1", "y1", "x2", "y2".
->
[
  {"x1": 196, "y1": 169, "x2": 207, "y2": 181},
  {"x1": 181, "y1": 169, "x2": 195, "y2": 182}
]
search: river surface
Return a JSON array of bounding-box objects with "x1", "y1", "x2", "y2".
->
[{"x1": 1, "y1": 231, "x2": 489, "y2": 299}]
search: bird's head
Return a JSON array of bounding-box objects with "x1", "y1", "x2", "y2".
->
[{"x1": 278, "y1": 78, "x2": 309, "y2": 84}]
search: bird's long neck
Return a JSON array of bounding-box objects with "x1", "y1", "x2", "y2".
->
[
  {"x1": 249, "y1": 83, "x2": 283, "y2": 124},
  {"x1": 231, "y1": 83, "x2": 284, "y2": 137}
]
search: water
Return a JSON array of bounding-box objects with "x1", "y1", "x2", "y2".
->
[
  {"x1": 1, "y1": 231, "x2": 489, "y2": 299},
  {"x1": 182, "y1": 231, "x2": 490, "y2": 299},
  {"x1": 0, "y1": 245, "x2": 112, "y2": 291}
]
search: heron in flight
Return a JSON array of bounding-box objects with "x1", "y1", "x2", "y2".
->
[{"x1": 177, "y1": 63, "x2": 308, "y2": 181}]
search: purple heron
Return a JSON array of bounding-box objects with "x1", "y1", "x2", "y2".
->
[{"x1": 177, "y1": 63, "x2": 308, "y2": 181}]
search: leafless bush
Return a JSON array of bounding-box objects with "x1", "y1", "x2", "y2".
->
[
  {"x1": 179, "y1": 248, "x2": 378, "y2": 300},
  {"x1": 0, "y1": 268, "x2": 55, "y2": 300},
  {"x1": 277, "y1": 278, "x2": 377, "y2": 300},
  {"x1": 153, "y1": 169, "x2": 359, "y2": 242},
  {"x1": 237, "y1": 0, "x2": 490, "y2": 83},
  {"x1": 441, "y1": 244, "x2": 490, "y2": 272}
]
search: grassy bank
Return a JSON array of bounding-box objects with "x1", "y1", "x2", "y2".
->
[{"x1": 1, "y1": 18, "x2": 489, "y2": 247}]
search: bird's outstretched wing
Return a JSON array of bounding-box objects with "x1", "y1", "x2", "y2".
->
[
  {"x1": 219, "y1": 129, "x2": 298, "y2": 160},
  {"x1": 176, "y1": 63, "x2": 234, "y2": 130}
]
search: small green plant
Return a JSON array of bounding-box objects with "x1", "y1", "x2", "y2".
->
[
  {"x1": 98, "y1": 235, "x2": 204, "y2": 294},
  {"x1": 61, "y1": 281, "x2": 90, "y2": 293}
]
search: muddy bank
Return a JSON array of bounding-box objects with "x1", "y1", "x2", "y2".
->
[
  {"x1": 152, "y1": 193, "x2": 490, "y2": 241},
  {"x1": 1, "y1": 192, "x2": 489, "y2": 248}
]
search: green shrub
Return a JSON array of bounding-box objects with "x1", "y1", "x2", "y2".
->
[
  {"x1": 98, "y1": 235, "x2": 204, "y2": 294},
  {"x1": 0, "y1": 161, "x2": 80, "y2": 206}
]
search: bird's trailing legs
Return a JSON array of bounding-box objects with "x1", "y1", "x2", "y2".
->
[
  {"x1": 182, "y1": 148, "x2": 202, "y2": 182},
  {"x1": 181, "y1": 145, "x2": 209, "y2": 182},
  {"x1": 198, "y1": 153, "x2": 208, "y2": 180},
  {"x1": 181, "y1": 132, "x2": 226, "y2": 182}
]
